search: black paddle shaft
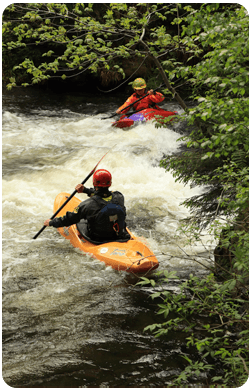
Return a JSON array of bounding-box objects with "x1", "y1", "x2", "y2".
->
[
  {"x1": 32, "y1": 174, "x2": 91, "y2": 239},
  {"x1": 102, "y1": 84, "x2": 164, "y2": 120},
  {"x1": 32, "y1": 152, "x2": 109, "y2": 239}
]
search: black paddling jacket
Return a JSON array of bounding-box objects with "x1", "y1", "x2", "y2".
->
[{"x1": 49, "y1": 187, "x2": 126, "y2": 238}]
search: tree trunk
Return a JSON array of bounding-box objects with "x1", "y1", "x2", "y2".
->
[
  {"x1": 150, "y1": 53, "x2": 188, "y2": 112},
  {"x1": 139, "y1": 39, "x2": 188, "y2": 111}
]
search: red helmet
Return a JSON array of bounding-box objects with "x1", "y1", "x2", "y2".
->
[{"x1": 93, "y1": 169, "x2": 112, "y2": 187}]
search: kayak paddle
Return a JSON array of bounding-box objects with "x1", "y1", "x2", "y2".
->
[
  {"x1": 32, "y1": 151, "x2": 110, "y2": 239},
  {"x1": 101, "y1": 84, "x2": 164, "y2": 120}
]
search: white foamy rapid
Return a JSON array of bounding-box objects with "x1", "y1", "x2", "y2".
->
[{"x1": 3, "y1": 108, "x2": 214, "y2": 272}]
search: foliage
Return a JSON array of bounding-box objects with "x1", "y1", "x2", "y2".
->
[
  {"x1": 139, "y1": 4, "x2": 248, "y2": 387},
  {"x1": 138, "y1": 270, "x2": 249, "y2": 387},
  {"x1": 159, "y1": 4, "x2": 249, "y2": 227},
  {"x1": 157, "y1": 12, "x2": 249, "y2": 366},
  {"x1": 3, "y1": 3, "x2": 190, "y2": 90}
]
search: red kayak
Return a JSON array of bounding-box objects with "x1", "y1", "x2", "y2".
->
[{"x1": 112, "y1": 108, "x2": 177, "y2": 129}]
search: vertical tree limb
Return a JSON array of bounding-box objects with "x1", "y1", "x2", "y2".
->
[{"x1": 139, "y1": 38, "x2": 188, "y2": 111}]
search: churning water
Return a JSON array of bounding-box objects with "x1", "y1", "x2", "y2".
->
[{"x1": 2, "y1": 88, "x2": 214, "y2": 387}]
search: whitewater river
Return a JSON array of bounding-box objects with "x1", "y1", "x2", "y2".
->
[{"x1": 2, "y1": 87, "x2": 214, "y2": 387}]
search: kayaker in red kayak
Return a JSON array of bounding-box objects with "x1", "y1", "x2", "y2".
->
[
  {"x1": 116, "y1": 78, "x2": 165, "y2": 115},
  {"x1": 44, "y1": 169, "x2": 130, "y2": 242}
]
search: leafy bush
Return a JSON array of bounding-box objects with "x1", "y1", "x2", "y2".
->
[
  {"x1": 160, "y1": 4, "x2": 249, "y2": 228},
  {"x1": 147, "y1": 5, "x2": 249, "y2": 386},
  {"x1": 138, "y1": 270, "x2": 249, "y2": 387}
]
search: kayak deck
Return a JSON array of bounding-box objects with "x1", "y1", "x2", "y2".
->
[
  {"x1": 112, "y1": 108, "x2": 177, "y2": 129},
  {"x1": 53, "y1": 193, "x2": 159, "y2": 274}
]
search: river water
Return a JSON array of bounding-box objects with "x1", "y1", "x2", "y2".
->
[{"x1": 2, "y1": 87, "x2": 215, "y2": 387}]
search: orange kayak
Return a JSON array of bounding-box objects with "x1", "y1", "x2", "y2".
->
[{"x1": 53, "y1": 193, "x2": 159, "y2": 273}]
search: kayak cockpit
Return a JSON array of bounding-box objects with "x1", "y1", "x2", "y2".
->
[{"x1": 76, "y1": 219, "x2": 131, "y2": 245}]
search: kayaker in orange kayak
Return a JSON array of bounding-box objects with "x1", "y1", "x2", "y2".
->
[
  {"x1": 116, "y1": 78, "x2": 165, "y2": 115},
  {"x1": 44, "y1": 169, "x2": 130, "y2": 242}
]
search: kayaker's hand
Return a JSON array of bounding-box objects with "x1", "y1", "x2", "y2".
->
[
  {"x1": 116, "y1": 109, "x2": 122, "y2": 114},
  {"x1": 44, "y1": 219, "x2": 51, "y2": 226},
  {"x1": 148, "y1": 89, "x2": 154, "y2": 95},
  {"x1": 75, "y1": 184, "x2": 84, "y2": 193}
]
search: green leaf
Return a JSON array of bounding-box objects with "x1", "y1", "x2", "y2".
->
[
  {"x1": 150, "y1": 279, "x2": 156, "y2": 287},
  {"x1": 150, "y1": 292, "x2": 162, "y2": 299},
  {"x1": 144, "y1": 323, "x2": 160, "y2": 332},
  {"x1": 137, "y1": 277, "x2": 151, "y2": 286},
  {"x1": 227, "y1": 279, "x2": 237, "y2": 291}
]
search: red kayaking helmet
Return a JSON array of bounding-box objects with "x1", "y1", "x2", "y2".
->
[{"x1": 93, "y1": 169, "x2": 112, "y2": 187}]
